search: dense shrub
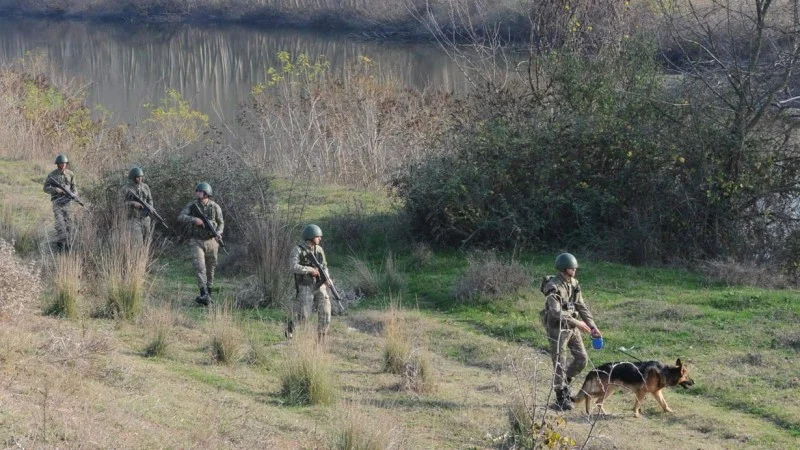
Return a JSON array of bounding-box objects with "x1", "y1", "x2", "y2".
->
[
  {"x1": 84, "y1": 140, "x2": 274, "y2": 245},
  {"x1": 452, "y1": 251, "x2": 530, "y2": 302},
  {"x1": 395, "y1": 31, "x2": 800, "y2": 265}
]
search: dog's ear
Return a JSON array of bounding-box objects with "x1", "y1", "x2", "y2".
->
[{"x1": 676, "y1": 358, "x2": 682, "y2": 367}]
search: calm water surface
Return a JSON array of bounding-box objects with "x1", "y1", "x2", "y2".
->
[{"x1": 0, "y1": 18, "x2": 466, "y2": 125}]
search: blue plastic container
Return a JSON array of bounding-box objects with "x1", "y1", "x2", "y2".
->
[{"x1": 592, "y1": 336, "x2": 604, "y2": 350}]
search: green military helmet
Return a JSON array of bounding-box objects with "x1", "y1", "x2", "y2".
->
[
  {"x1": 54, "y1": 154, "x2": 69, "y2": 164},
  {"x1": 555, "y1": 253, "x2": 579, "y2": 271},
  {"x1": 195, "y1": 182, "x2": 213, "y2": 197},
  {"x1": 302, "y1": 224, "x2": 323, "y2": 240},
  {"x1": 128, "y1": 167, "x2": 144, "y2": 180}
]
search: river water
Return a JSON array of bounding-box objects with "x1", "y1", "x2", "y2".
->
[{"x1": 0, "y1": 18, "x2": 466, "y2": 125}]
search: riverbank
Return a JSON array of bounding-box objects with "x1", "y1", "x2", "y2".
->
[{"x1": 0, "y1": 0, "x2": 530, "y2": 42}]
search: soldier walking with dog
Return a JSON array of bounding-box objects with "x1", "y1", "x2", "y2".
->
[
  {"x1": 287, "y1": 224, "x2": 332, "y2": 343},
  {"x1": 540, "y1": 252, "x2": 603, "y2": 411},
  {"x1": 43, "y1": 154, "x2": 78, "y2": 252},
  {"x1": 120, "y1": 167, "x2": 153, "y2": 245},
  {"x1": 178, "y1": 182, "x2": 224, "y2": 306}
]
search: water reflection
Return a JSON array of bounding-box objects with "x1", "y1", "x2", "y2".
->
[{"x1": 0, "y1": 18, "x2": 467, "y2": 124}]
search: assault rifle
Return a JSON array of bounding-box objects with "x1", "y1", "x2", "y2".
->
[
  {"x1": 306, "y1": 247, "x2": 345, "y2": 312},
  {"x1": 127, "y1": 190, "x2": 169, "y2": 229},
  {"x1": 46, "y1": 175, "x2": 85, "y2": 207},
  {"x1": 191, "y1": 203, "x2": 228, "y2": 254}
]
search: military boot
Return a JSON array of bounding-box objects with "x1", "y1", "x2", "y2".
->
[
  {"x1": 195, "y1": 287, "x2": 210, "y2": 306},
  {"x1": 554, "y1": 388, "x2": 573, "y2": 411},
  {"x1": 284, "y1": 320, "x2": 294, "y2": 339}
]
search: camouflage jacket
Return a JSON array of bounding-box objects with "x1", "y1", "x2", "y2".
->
[
  {"x1": 178, "y1": 199, "x2": 224, "y2": 240},
  {"x1": 541, "y1": 273, "x2": 597, "y2": 330},
  {"x1": 119, "y1": 182, "x2": 153, "y2": 220},
  {"x1": 290, "y1": 242, "x2": 327, "y2": 287},
  {"x1": 43, "y1": 169, "x2": 77, "y2": 205}
]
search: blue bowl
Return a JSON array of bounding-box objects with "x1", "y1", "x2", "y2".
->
[{"x1": 592, "y1": 336, "x2": 604, "y2": 350}]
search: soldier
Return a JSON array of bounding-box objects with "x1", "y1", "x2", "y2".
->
[
  {"x1": 287, "y1": 224, "x2": 332, "y2": 343},
  {"x1": 120, "y1": 167, "x2": 153, "y2": 245},
  {"x1": 177, "y1": 182, "x2": 224, "y2": 306},
  {"x1": 540, "y1": 252, "x2": 603, "y2": 411},
  {"x1": 43, "y1": 154, "x2": 77, "y2": 251}
]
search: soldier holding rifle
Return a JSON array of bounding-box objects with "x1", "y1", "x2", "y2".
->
[
  {"x1": 43, "y1": 154, "x2": 80, "y2": 252},
  {"x1": 120, "y1": 167, "x2": 155, "y2": 245},
  {"x1": 178, "y1": 182, "x2": 224, "y2": 306},
  {"x1": 287, "y1": 224, "x2": 341, "y2": 343}
]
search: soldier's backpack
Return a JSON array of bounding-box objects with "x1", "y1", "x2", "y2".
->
[{"x1": 538, "y1": 275, "x2": 555, "y2": 326}]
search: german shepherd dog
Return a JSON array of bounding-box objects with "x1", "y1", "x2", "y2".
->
[{"x1": 571, "y1": 359, "x2": 694, "y2": 417}]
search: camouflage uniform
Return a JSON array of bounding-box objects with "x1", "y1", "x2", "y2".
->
[
  {"x1": 541, "y1": 273, "x2": 597, "y2": 391},
  {"x1": 119, "y1": 181, "x2": 153, "y2": 246},
  {"x1": 43, "y1": 168, "x2": 77, "y2": 249},
  {"x1": 289, "y1": 243, "x2": 331, "y2": 336},
  {"x1": 178, "y1": 199, "x2": 224, "y2": 293}
]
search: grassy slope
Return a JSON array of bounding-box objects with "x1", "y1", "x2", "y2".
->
[{"x1": 1, "y1": 158, "x2": 798, "y2": 449}]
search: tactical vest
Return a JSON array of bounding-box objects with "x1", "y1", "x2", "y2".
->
[
  {"x1": 294, "y1": 245, "x2": 324, "y2": 287},
  {"x1": 539, "y1": 275, "x2": 580, "y2": 327}
]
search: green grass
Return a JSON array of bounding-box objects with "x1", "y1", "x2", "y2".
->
[
  {"x1": 396, "y1": 252, "x2": 800, "y2": 436},
  {"x1": 2, "y1": 158, "x2": 799, "y2": 447}
]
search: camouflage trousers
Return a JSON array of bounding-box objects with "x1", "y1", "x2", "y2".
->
[
  {"x1": 295, "y1": 283, "x2": 331, "y2": 335},
  {"x1": 189, "y1": 238, "x2": 218, "y2": 290},
  {"x1": 128, "y1": 216, "x2": 151, "y2": 247},
  {"x1": 52, "y1": 202, "x2": 72, "y2": 245},
  {"x1": 546, "y1": 325, "x2": 587, "y2": 390}
]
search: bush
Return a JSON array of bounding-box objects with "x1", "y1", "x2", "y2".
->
[
  {"x1": 396, "y1": 16, "x2": 800, "y2": 265},
  {"x1": 452, "y1": 251, "x2": 530, "y2": 302},
  {"x1": 698, "y1": 259, "x2": 789, "y2": 289},
  {"x1": 245, "y1": 52, "x2": 454, "y2": 187},
  {"x1": 279, "y1": 327, "x2": 335, "y2": 405}
]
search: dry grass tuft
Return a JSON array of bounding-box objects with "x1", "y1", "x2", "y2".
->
[
  {"x1": 279, "y1": 326, "x2": 336, "y2": 406},
  {"x1": 329, "y1": 401, "x2": 404, "y2": 450},
  {"x1": 348, "y1": 253, "x2": 406, "y2": 298},
  {"x1": 143, "y1": 304, "x2": 176, "y2": 358},
  {"x1": 381, "y1": 300, "x2": 410, "y2": 374},
  {"x1": 208, "y1": 299, "x2": 244, "y2": 364},
  {"x1": 46, "y1": 251, "x2": 82, "y2": 319},
  {"x1": 452, "y1": 250, "x2": 530, "y2": 302},
  {"x1": 246, "y1": 217, "x2": 296, "y2": 308},
  {"x1": 410, "y1": 242, "x2": 433, "y2": 269},
  {"x1": 100, "y1": 219, "x2": 152, "y2": 320},
  {"x1": 699, "y1": 259, "x2": 790, "y2": 288},
  {"x1": 401, "y1": 350, "x2": 436, "y2": 394},
  {"x1": 0, "y1": 238, "x2": 42, "y2": 317}
]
